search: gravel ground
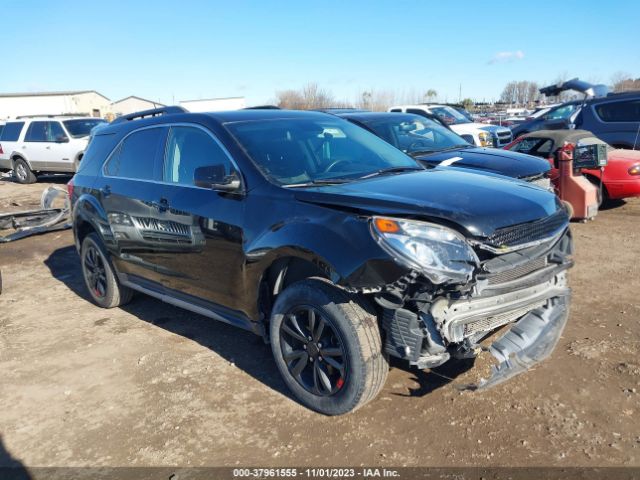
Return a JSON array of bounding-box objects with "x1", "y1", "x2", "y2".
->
[{"x1": 0, "y1": 175, "x2": 639, "y2": 468}]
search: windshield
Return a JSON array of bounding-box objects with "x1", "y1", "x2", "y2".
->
[
  {"x1": 63, "y1": 119, "x2": 107, "y2": 138},
  {"x1": 225, "y1": 117, "x2": 421, "y2": 186},
  {"x1": 430, "y1": 106, "x2": 471, "y2": 125},
  {"x1": 364, "y1": 116, "x2": 471, "y2": 154}
]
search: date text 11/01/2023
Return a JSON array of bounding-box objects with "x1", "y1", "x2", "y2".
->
[{"x1": 232, "y1": 468, "x2": 400, "y2": 478}]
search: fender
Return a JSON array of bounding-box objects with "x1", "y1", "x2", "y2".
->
[
  {"x1": 243, "y1": 212, "x2": 407, "y2": 292},
  {"x1": 72, "y1": 192, "x2": 113, "y2": 252},
  {"x1": 9, "y1": 151, "x2": 33, "y2": 170}
]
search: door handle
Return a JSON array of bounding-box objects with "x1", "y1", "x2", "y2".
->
[{"x1": 46, "y1": 146, "x2": 51, "y2": 150}]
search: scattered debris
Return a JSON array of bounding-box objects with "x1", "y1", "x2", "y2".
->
[{"x1": 0, "y1": 186, "x2": 70, "y2": 243}]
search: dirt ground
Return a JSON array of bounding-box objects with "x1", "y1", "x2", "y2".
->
[{"x1": 0, "y1": 174, "x2": 639, "y2": 468}]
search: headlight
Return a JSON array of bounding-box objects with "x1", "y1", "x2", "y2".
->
[
  {"x1": 628, "y1": 164, "x2": 640, "y2": 176},
  {"x1": 478, "y1": 131, "x2": 493, "y2": 147},
  {"x1": 371, "y1": 217, "x2": 479, "y2": 284}
]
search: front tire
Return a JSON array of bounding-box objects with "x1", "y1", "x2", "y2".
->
[
  {"x1": 270, "y1": 278, "x2": 388, "y2": 415},
  {"x1": 13, "y1": 158, "x2": 36, "y2": 184},
  {"x1": 80, "y1": 233, "x2": 133, "y2": 308}
]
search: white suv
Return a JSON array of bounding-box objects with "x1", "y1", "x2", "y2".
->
[
  {"x1": 388, "y1": 104, "x2": 512, "y2": 148},
  {"x1": 0, "y1": 116, "x2": 106, "y2": 183}
]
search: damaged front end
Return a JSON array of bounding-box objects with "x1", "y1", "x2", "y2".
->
[{"x1": 372, "y1": 212, "x2": 573, "y2": 390}]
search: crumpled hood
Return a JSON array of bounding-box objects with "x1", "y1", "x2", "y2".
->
[
  {"x1": 293, "y1": 169, "x2": 561, "y2": 238},
  {"x1": 414, "y1": 147, "x2": 551, "y2": 179}
]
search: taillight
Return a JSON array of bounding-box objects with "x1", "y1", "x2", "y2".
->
[
  {"x1": 67, "y1": 178, "x2": 74, "y2": 199},
  {"x1": 628, "y1": 164, "x2": 640, "y2": 176},
  {"x1": 0, "y1": 144, "x2": 3, "y2": 155}
]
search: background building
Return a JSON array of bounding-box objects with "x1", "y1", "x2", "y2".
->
[
  {"x1": 0, "y1": 90, "x2": 111, "y2": 119},
  {"x1": 179, "y1": 96, "x2": 246, "y2": 112},
  {"x1": 111, "y1": 96, "x2": 165, "y2": 117}
]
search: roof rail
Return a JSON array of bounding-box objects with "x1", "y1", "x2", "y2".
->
[{"x1": 111, "y1": 106, "x2": 186, "y2": 124}]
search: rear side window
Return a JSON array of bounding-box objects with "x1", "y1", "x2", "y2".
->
[
  {"x1": 105, "y1": 127, "x2": 166, "y2": 180},
  {"x1": 594, "y1": 100, "x2": 640, "y2": 122},
  {"x1": 0, "y1": 122, "x2": 25, "y2": 141},
  {"x1": 163, "y1": 126, "x2": 232, "y2": 185}
]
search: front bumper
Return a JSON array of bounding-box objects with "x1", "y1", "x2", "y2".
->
[
  {"x1": 377, "y1": 228, "x2": 573, "y2": 389},
  {"x1": 473, "y1": 293, "x2": 570, "y2": 390}
]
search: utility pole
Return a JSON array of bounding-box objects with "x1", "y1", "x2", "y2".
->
[{"x1": 458, "y1": 84, "x2": 462, "y2": 103}]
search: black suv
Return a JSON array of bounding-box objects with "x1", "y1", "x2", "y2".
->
[
  {"x1": 70, "y1": 107, "x2": 573, "y2": 415},
  {"x1": 512, "y1": 80, "x2": 640, "y2": 150}
]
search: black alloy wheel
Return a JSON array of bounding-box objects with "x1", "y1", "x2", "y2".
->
[
  {"x1": 279, "y1": 306, "x2": 347, "y2": 396},
  {"x1": 82, "y1": 244, "x2": 107, "y2": 299}
]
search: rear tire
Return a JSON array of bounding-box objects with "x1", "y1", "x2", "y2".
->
[
  {"x1": 13, "y1": 158, "x2": 36, "y2": 184},
  {"x1": 270, "y1": 278, "x2": 388, "y2": 415},
  {"x1": 80, "y1": 233, "x2": 133, "y2": 308}
]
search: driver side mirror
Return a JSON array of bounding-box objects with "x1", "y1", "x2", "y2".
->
[
  {"x1": 55, "y1": 134, "x2": 69, "y2": 143},
  {"x1": 194, "y1": 165, "x2": 242, "y2": 192}
]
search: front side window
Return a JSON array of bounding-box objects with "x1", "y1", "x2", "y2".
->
[
  {"x1": 163, "y1": 126, "x2": 233, "y2": 185},
  {"x1": 0, "y1": 122, "x2": 25, "y2": 141},
  {"x1": 594, "y1": 100, "x2": 640, "y2": 123},
  {"x1": 104, "y1": 127, "x2": 165, "y2": 180},
  {"x1": 225, "y1": 117, "x2": 420, "y2": 186},
  {"x1": 48, "y1": 122, "x2": 66, "y2": 141}
]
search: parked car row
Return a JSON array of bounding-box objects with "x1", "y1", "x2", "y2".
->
[{"x1": 512, "y1": 79, "x2": 640, "y2": 150}]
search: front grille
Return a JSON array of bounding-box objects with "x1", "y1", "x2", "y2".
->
[
  {"x1": 484, "y1": 211, "x2": 568, "y2": 251},
  {"x1": 493, "y1": 130, "x2": 513, "y2": 147},
  {"x1": 486, "y1": 257, "x2": 548, "y2": 285},
  {"x1": 463, "y1": 300, "x2": 546, "y2": 337}
]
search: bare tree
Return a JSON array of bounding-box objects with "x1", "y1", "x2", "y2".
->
[
  {"x1": 275, "y1": 83, "x2": 336, "y2": 109},
  {"x1": 611, "y1": 72, "x2": 640, "y2": 92},
  {"x1": 424, "y1": 89, "x2": 438, "y2": 102},
  {"x1": 355, "y1": 89, "x2": 396, "y2": 111}
]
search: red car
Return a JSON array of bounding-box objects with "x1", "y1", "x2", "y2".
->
[{"x1": 505, "y1": 130, "x2": 640, "y2": 201}]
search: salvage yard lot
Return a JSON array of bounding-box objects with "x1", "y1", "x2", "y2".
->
[{"x1": 0, "y1": 176, "x2": 639, "y2": 467}]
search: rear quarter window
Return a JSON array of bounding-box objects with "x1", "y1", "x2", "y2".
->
[
  {"x1": 77, "y1": 133, "x2": 119, "y2": 176},
  {"x1": 594, "y1": 100, "x2": 640, "y2": 122},
  {"x1": 0, "y1": 122, "x2": 25, "y2": 141}
]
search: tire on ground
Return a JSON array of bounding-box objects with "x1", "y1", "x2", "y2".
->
[
  {"x1": 270, "y1": 277, "x2": 388, "y2": 415},
  {"x1": 13, "y1": 158, "x2": 37, "y2": 184},
  {"x1": 80, "y1": 232, "x2": 133, "y2": 308}
]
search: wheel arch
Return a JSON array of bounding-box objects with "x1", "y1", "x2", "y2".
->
[{"x1": 72, "y1": 193, "x2": 111, "y2": 252}]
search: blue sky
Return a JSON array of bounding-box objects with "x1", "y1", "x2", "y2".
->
[{"x1": 3, "y1": 0, "x2": 639, "y2": 105}]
